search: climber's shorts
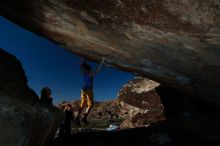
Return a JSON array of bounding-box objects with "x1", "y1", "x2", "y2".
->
[{"x1": 80, "y1": 89, "x2": 94, "y2": 108}]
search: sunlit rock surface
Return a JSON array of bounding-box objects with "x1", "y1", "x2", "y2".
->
[
  {"x1": 0, "y1": 0, "x2": 220, "y2": 104},
  {"x1": 118, "y1": 77, "x2": 165, "y2": 128},
  {"x1": 0, "y1": 48, "x2": 62, "y2": 146}
]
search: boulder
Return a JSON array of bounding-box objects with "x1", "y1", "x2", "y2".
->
[
  {"x1": 0, "y1": 0, "x2": 220, "y2": 104},
  {"x1": 0, "y1": 48, "x2": 62, "y2": 146},
  {"x1": 117, "y1": 77, "x2": 165, "y2": 128}
]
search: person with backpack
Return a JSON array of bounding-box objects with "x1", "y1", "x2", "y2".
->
[{"x1": 75, "y1": 57, "x2": 105, "y2": 125}]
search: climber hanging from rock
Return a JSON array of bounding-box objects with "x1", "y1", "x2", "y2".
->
[{"x1": 75, "y1": 57, "x2": 105, "y2": 126}]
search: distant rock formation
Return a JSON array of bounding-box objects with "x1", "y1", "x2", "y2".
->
[
  {"x1": 0, "y1": 48, "x2": 62, "y2": 146},
  {"x1": 1, "y1": 0, "x2": 220, "y2": 104}
]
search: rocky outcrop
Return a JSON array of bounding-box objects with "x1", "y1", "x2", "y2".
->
[
  {"x1": 0, "y1": 0, "x2": 220, "y2": 105},
  {"x1": 0, "y1": 48, "x2": 62, "y2": 146},
  {"x1": 117, "y1": 77, "x2": 165, "y2": 128}
]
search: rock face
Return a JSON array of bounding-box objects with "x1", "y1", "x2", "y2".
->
[
  {"x1": 0, "y1": 48, "x2": 61, "y2": 146},
  {"x1": 117, "y1": 77, "x2": 165, "y2": 128},
  {"x1": 0, "y1": 0, "x2": 220, "y2": 105}
]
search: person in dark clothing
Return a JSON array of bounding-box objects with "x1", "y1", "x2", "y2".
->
[
  {"x1": 59, "y1": 104, "x2": 74, "y2": 136},
  {"x1": 40, "y1": 87, "x2": 53, "y2": 105}
]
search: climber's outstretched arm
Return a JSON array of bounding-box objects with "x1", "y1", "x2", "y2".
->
[{"x1": 92, "y1": 57, "x2": 105, "y2": 75}]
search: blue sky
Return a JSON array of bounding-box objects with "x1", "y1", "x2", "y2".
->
[{"x1": 0, "y1": 16, "x2": 133, "y2": 104}]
